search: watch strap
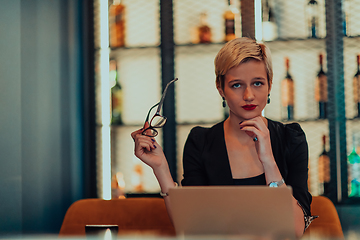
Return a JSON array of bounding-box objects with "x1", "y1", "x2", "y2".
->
[{"x1": 268, "y1": 178, "x2": 285, "y2": 187}]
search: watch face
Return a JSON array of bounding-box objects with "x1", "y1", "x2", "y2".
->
[{"x1": 269, "y1": 182, "x2": 278, "y2": 187}]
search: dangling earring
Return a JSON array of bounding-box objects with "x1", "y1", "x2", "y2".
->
[
  {"x1": 222, "y1": 97, "x2": 226, "y2": 108},
  {"x1": 267, "y1": 94, "x2": 271, "y2": 104}
]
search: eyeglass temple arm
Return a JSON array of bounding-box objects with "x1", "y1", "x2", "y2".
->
[
  {"x1": 155, "y1": 78, "x2": 178, "y2": 114},
  {"x1": 145, "y1": 103, "x2": 159, "y2": 123}
]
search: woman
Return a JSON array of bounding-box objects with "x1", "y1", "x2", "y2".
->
[{"x1": 131, "y1": 37, "x2": 313, "y2": 237}]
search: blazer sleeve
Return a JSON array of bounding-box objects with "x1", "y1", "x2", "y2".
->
[
  {"x1": 181, "y1": 127, "x2": 208, "y2": 186},
  {"x1": 284, "y1": 123, "x2": 312, "y2": 216}
]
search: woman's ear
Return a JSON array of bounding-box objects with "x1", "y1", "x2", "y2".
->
[{"x1": 217, "y1": 86, "x2": 225, "y2": 98}]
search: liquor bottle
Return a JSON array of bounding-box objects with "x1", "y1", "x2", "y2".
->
[
  {"x1": 353, "y1": 54, "x2": 360, "y2": 118},
  {"x1": 342, "y1": 0, "x2": 347, "y2": 36},
  {"x1": 133, "y1": 163, "x2": 144, "y2": 193},
  {"x1": 109, "y1": 0, "x2": 125, "y2": 48},
  {"x1": 224, "y1": 0, "x2": 238, "y2": 42},
  {"x1": 262, "y1": 0, "x2": 278, "y2": 41},
  {"x1": 306, "y1": 0, "x2": 319, "y2": 38},
  {"x1": 111, "y1": 172, "x2": 125, "y2": 199},
  {"x1": 198, "y1": 12, "x2": 212, "y2": 44},
  {"x1": 110, "y1": 60, "x2": 123, "y2": 125},
  {"x1": 342, "y1": 0, "x2": 351, "y2": 36},
  {"x1": 281, "y1": 57, "x2": 294, "y2": 120},
  {"x1": 348, "y1": 135, "x2": 360, "y2": 197},
  {"x1": 315, "y1": 53, "x2": 328, "y2": 119},
  {"x1": 318, "y1": 135, "x2": 330, "y2": 196}
]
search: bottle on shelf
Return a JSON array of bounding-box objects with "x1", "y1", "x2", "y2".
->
[
  {"x1": 348, "y1": 134, "x2": 360, "y2": 197},
  {"x1": 342, "y1": 0, "x2": 346, "y2": 36},
  {"x1": 111, "y1": 172, "x2": 126, "y2": 199},
  {"x1": 318, "y1": 135, "x2": 330, "y2": 196},
  {"x1": 306, "y1": 0, "x2": 319, "y2": 38},
  {"x1": 110, "y1": 60, "x2": 123, "y2": 125},
  {"x1": 198, "y1": 12, "x2": 212, "y2": 44},
  {"x1": 224, "y1": 0, "x2": 238, "y2": 42},
  {"x1": 281, "y1": 57, "x2": 294, "y2": 121},
  {"x1": 342, "y1": 0, "x2": 351, "y2": 36},
  {"x1": 314, "y1": 53, "x2": 328, "y2": 119},
  {"x1": 133, "y1": 163, "x2": 144, "y2": 193},
  {"x1": 353, "y1": 54, "x2": 360, "y2": 118},
  {"x1": 109, "y1": 0, "x2": 125, "y2": 48},
  {"x1": 262, "y1": 0, "x2": 278, "y2": 41}
]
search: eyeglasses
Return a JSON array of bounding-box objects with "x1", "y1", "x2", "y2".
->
[{"x1": 142, "y1": 78, "x2": 178, "y2": 137}]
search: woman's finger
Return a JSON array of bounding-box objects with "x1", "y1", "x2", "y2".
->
[
  {"x1": 240, "y1": 127, "x2": 260, "y2": 140},
  {"x1": 135, "y1": 135, "x2": 155, "y2": 149},
  {"x1": 239, "y1": 117, "x2": 266, "y2": 132},
  {"x1": 131, "y1": 128, "x2": 144, "y2": 140},
  {"x1": 136, "y1": 134, "x2": 155, "y2": 144},
  {"x1": 142, "y1": 121, "x2": 154, "y2": 136},
  {"x1": 240, "y1": 117, "x2": 269, "y2": 139},
  {"x1": 137, "y1": 141, "x2": 154, "y2": 152},
  {"x1": 131, "y1": 121, "x2": 152, "y2": 140},
  {"x1": 137, "y1": 137, "x2": 157, "y2": 152}
]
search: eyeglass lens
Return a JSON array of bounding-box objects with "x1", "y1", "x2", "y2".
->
[
  {"x1": 151, "y1": 115, "x2": 167, "y2": 128},
  {"x1": 146, "y1": 129, "x2": 158, "y2": 137}
]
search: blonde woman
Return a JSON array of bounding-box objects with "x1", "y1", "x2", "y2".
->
[{"x1": 131, "y1": 37, "x2": 314, "y2": 237}]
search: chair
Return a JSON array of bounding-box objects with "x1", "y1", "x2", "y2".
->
[
  {"x1": 303, "y1": 196, "x2": 344, "y2": 239},
  {"x1": 59, "y1": 197, "x2": 176, "y2": 237}
]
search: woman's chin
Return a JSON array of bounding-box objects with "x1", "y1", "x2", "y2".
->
[{"x1": 232, "y1": 112, "x2": 262, "y2": 120}]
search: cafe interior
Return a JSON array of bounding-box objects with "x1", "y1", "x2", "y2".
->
[{"x1": 1, "y1": 0, "x2": 360, "y2": 239}]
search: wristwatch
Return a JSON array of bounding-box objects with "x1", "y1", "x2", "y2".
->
[{"x1": 268, "y1": 179, "x2": 285, "y2": 187}]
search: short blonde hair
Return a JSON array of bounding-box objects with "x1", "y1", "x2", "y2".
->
[{"x1": 214, "y1": 37, "x2": 273, "y2": 89}]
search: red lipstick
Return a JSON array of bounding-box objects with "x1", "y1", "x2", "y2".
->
[{"x1": 242, "y1": 104, "x2": 257, "y2": 111}]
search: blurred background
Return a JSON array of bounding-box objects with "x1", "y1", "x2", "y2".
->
[{"x1": 1, "y1": 0, "x2": 360, "y2": 236}]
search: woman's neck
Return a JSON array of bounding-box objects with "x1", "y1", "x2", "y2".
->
[{"x1": 224, "y1": 117, "x2": 247, "y2": 140}]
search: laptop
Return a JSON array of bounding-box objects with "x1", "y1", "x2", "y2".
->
[{"x1": 169, "y1": 186, "x2": 296, "y2": 239}]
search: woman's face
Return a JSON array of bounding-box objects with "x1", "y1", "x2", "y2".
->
[{"x1": 218, "y1": 60, "x2": 271, "y2": 121}]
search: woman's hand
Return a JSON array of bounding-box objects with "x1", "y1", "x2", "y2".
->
[
  {"x1": 131, "y1": 122, "x2": 175, "y2": 202},
  {"x1": 131, "y1": 122, "x2": 167, "y2": 170},
  {"x1": 239, "y1": 116, "x2": 274, "y2": 165}
]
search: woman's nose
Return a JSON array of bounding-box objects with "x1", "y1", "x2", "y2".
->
[{"x1": 243, "y1": 87, "x2": 255, "y2": 101}]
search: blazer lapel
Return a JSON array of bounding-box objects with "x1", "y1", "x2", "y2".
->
[{"x1": 201, "y1": 122, "x2": 234, "y2": 185}]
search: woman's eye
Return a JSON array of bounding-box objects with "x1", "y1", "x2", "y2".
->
[
  {"x1": 254, "y1": 82, "x2": 263, "y2": 87},
  {"x1": 232, "y1": 83, "x2": 241, "y2": 88}
]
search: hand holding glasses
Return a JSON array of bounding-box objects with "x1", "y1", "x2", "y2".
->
[{"x1": 142, "y1": 78, "x2": 178, "y2": 137}]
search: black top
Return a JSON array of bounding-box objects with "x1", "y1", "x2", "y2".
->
[
  {"x1": 181, "y1": 119, "x2": 312, "y2": 216},
  {"x1": 233, "y1": 173, "x2": 266, "y2": 186}
]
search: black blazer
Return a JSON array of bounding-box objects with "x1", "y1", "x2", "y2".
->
[{"x1": 181, "y1": 119, "x2": 312, "y2": 216}]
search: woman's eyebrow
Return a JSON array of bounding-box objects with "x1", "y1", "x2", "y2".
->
[
  {"x1": 228, "y1": 78, "x2": 243, "y2": 83},
  {"x1": 252, "y1": 77, "x2": 267, "y2": 81}
]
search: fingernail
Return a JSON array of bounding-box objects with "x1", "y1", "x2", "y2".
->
[
  {"x1": 239, "y1": 121, "x2": 243, "y2": 124},
  {"x1": 153, "y1": 145, "x2": 157, "y2": 148},
  {"x1": 240, "y1": 126, "x2": 243, "y2": 129},
  {"x1": 151, "y1": 139, "x2": 155, "y2": 142}
]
